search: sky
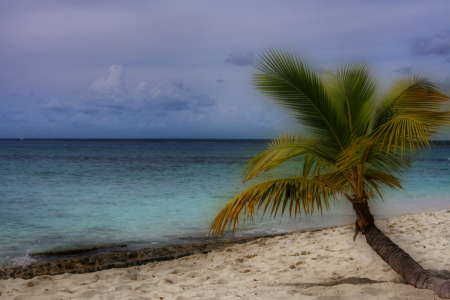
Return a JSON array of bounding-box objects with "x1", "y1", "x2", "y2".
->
[{"x1": 1, "y1": 1, "x2": 450, "y2": 139}]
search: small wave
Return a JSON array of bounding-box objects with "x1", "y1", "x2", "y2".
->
[
  {"x1": 233, "y1": 227, "x2": 296, "y2": 237},
  {"x1": 11, "y1": 251, "x2": 37, "y2": 267}
]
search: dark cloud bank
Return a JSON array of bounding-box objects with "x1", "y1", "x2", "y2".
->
[
  {"x1": 39, "y1": 65, "x2": 216, "y2": 117},
  {"x1": 225, "y1": 52, "x2": 254, "y2": 66},
  {"x1": 411, "y1": 31, "x2": 450, "y2": 62}
]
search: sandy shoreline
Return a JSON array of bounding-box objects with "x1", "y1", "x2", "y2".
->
[
  {"x1": 0, "y1": 234, "x2": 307, "y2": 281},
  {"x1": 0, "y1": 226, "x2": 347, "y2": 280},
  {"x1": 1, "y1": 210, "x2": 450, "y2": 299}
]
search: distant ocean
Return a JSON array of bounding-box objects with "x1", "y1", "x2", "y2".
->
[{"x1": 1, "y1": 139, "x2": 449, "y2": 266}]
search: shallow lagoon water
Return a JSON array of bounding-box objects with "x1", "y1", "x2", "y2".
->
[{"x1": 0, "y1": 139, "x2": 449, "y2": 266}]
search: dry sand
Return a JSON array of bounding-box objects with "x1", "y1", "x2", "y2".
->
[{"x1": 1, "y1": 210, "x2": 450, "y2": 300}]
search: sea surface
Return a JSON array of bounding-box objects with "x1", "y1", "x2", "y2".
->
[{"x1": 0, "y1": 139, "x2": 449, "y2": 266}]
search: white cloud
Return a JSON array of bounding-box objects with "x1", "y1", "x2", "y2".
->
[{"x1": 90, "y1": 65, "x2": 128, "y2": 96}]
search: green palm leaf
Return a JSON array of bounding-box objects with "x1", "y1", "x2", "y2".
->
[
  {"x1": 324, "y1": 63, "x2": 377, "y2": 141},
  {"x1": 372, "y1": 76, "x2": 450, "y2": 131},
  {"x1": 242, "y1": 132, "x2": 336, "y2": 181},
  {"x1": 253, "y1": 50, "x2": 348, "y2": 151},
  {"x1": 336, "y1": 137, "x2": 411, "y2": 173},
  {"x1": 362, "y1": 168, "x2": 402, "y2": 200},
  {"x1": 210, "y1": 176, "x2": 341, "y2": 236}
]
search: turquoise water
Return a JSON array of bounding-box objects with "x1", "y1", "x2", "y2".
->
[{"x1": 0, "y1": 139, "x2": 449, "y2": 266}]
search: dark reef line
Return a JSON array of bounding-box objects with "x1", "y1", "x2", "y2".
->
[{"x1": 30, "y1": 244, "x2": 128, "y2": 257}]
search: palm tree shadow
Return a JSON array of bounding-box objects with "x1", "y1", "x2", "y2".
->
[
  {"x1": 279, "y1": 277, "x2": 388, "y2": 287},
  {"x1": 277, "y1": 270, "x2": 450, "y2": 288}
]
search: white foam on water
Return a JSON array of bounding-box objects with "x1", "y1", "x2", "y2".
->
[
  {"x1": 232, "y1": 227, "x2": 297, "y2": 237},
  {"x1": 11, "y1": 251, "x2": 37, "y2": 267}
]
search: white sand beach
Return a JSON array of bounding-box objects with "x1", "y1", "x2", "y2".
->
[{"x1": 1, "y1": 210, "x2": 450, "y2": 300}]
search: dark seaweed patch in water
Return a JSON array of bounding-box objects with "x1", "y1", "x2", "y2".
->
[{"x1": 30, "y1": 244, "x2": 127, "y2": 257}]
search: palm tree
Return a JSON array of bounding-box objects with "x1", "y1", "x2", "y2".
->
[{"x1": 210, "y1": 50, "x2": 450, "y2": 298}]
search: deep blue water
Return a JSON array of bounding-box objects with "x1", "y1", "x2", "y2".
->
[{"x1": 0, "y1": 139, "x2": 449, "y2": 266}]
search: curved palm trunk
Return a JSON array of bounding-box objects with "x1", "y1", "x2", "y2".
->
[{"x1": 353, "y1": 200, "x2": 450, "y2": 299}]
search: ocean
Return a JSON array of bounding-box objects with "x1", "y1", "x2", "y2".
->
[{"x1": 0, "y1": 139, "x2": 449, "y2": 266}]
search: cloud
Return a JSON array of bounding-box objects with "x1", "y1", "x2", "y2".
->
[
  {"x1": 137, "y1": 122, "x2": 165, "y2": 129},
  {"x1": 135, "y1": 82, "x2": 189, "y2": 113},
  {"x1": 39, "y1": 65, "x2": 216, "y2": 118},
  {"x1": 89, "y1": 65, "x2": 128, "y2": 96},
  {"x1": 2, "y1": 1, "x2": 450, "y2": 138},
  {"x1": 172, "y1": 79, "x2": 184, "y2": 90},
  {"x1": 216, "y1": 79, "x2": 224, "y2": 83},
  {"x1": 40, "y1": 97, "x2": 72, "y2": 112},
  {"x1": 135, "y1": 80, "x2": 215, "y2": 115},
  {"x1": 225, "y1": 52, "x2": 254, "y2": 66},
  {"x1": 411, "y1": 31, "x2": 450, "y2": 57},
  {"x1": 0, "y1": 106, "x2": 30, "y2": 124},
  {"x1": 392, "y1": 67, "x2": 413, "y2": 75}
]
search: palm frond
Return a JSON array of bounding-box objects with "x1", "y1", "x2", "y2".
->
[
  {"x1": 372, "y1": 76, "x2": 450, "y2": 131},
  {"x1": 366, "y1": 150, "x2": 411, "y2": 175},
  {"x1": 243, "y1": 132, "x2": 336, "y2": 181},
  {"x1": 336, "y1": 137, "x2": 411, "y2": 174},
  {"x1": 362, "y1": 168, "x2": 402, "y2": 200},
  {"x1": 372, "y1": 115, "x2": 449, "y2": 155},
  {"x1": 316, "y1": 170, "x2": 353, "y2": 193},
  {"x1": 324, "y1": 63, "x2": 377, "y2": 142},
  {"x1": 210, "y1": 176, "x2": 341, "y2": 236},
  {"x1": 253, "y1": 50, "x2": 348, "y2": 151}
]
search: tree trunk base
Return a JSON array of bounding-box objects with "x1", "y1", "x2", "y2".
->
[
  {"x1": 352, "y1": 199, "x2": 374, "y2": 234},
  {"x1": 364, "y1": 225, "x2": 450, "y2": 299}
]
